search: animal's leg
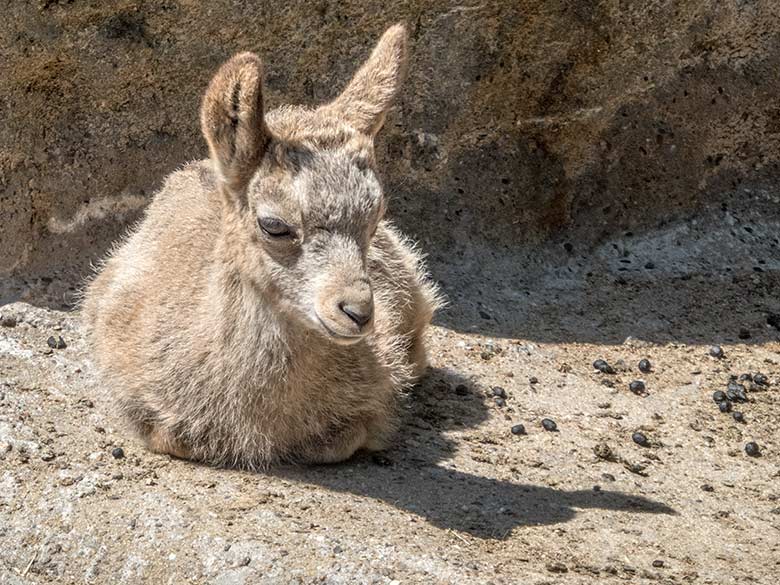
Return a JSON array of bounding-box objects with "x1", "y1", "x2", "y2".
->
[
  {"x1": 145, "y1": 426, "x2": 191, "y2": 460},
  {"x1": 298, "y1": 424, "x2": 369, "y2": 464}
]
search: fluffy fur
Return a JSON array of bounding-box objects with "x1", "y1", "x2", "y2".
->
[{"x1": 81, "y1": 24, "x2": 441, "y2": 468}]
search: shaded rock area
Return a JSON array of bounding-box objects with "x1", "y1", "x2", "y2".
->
[{"x1": 1, "y1": 1, "x2": 780, "y2": 282}]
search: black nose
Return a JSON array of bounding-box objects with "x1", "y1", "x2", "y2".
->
[{"x1": 339, "y1": 302, "x2": 372, "y2": 328}]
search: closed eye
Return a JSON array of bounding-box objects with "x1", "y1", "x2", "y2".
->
[{"x1": 258, "y1": 217, "x2": 292, "y2": 237}]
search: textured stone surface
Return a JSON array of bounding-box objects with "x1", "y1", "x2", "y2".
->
[{"x1": 1, "y1": 1, "x2": 779, "y2": 280}]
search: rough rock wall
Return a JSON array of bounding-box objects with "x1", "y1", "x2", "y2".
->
[{"x1": 1, "y1": 0, "x2": 779, "y2": 278}]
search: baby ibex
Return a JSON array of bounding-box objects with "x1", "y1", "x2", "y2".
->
[{"x1": 82, "y1": 24, "x2": 441, "y2": 468}]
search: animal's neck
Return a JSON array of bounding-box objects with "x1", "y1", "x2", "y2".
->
[{"x1": 207, "y1": 211, "x2": 313, "y2": 381}]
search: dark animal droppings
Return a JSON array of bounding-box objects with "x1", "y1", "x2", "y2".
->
[
  {"x1": 632, "y1": 431, "x2": 649, "y2": 447},
  {"x1": 744, "y1": 442, "x2": 760, "y2": 457},
  {"x1": 629, "y1": 380, "x2": 646, "y2": 395},
  {"x1": 593, "y1": 359, "x2": 616, "y2": 374},
  {"x1": 732, "y1": 411, "x2": 745, "y2": 423},
  {"x1": 47, "y1": 335, "x2": 67, "y2": 349},
  {"x1": 712, "y1": 390, "x2": 728, "y2": 403},
  {"x1": 753, "y1": 373, "x2": 768, "y2": 386},
  {"x1": 638, "y1": 359, "x2": 652, "y2": 373},
  {"x1": 111, "y1": 447, "x2": 125, "y2": 459},
  {"x1": 511, "y1": 424, "x2": 526, "y2": 435},
  {"x1": 491, "y1": 386, "x2": 507, "y2": 399},
  {"x1": 541, "y1": 418, "x2": 558, "y2": 432},
  {"x1": 718, "y1": 401, "x2": 731, "y2": 413},
  {"x1": 709, "y1": 345, "x2": 724, "y2": 359}
]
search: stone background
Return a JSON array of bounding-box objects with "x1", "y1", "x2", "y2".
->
[{"x1": 1, "y1": 0, "x2": 779, "y2": 279}]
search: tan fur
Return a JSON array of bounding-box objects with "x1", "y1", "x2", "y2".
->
[{"x1": 81, "y1": 24, "x2": 442, "y2": 469}]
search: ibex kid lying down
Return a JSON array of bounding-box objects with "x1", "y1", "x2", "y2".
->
[{"x1": 82, "y1": 24, "x2": 441, "y2": 468}]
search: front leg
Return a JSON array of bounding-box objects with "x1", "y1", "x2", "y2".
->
[
  {"x1": 145, "y1": 426, "x2": 192, "y2": 460},
  {"x1": 296, "y1": 423, "x2": 372, "y2": 464}
]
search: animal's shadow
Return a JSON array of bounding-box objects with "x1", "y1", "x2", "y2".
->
[{"x1": 274, "y1": 367, "x2": 676, "y2": 540}]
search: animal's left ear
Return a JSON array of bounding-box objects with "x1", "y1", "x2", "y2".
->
[{"x1": 320, "y1": 24, "x2": 408, "y2": 138}]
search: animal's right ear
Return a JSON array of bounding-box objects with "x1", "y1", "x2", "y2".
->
[{"x1": 200, "y1": 52, "x2": 268, "y2": 204}]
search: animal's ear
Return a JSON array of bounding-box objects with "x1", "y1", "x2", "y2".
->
[
  {"x1": 201, "y1": 52, "x2": 268, "y2": 203},
  {"x1": 320, "y1": 24, "x2": 408, "y2": 137}
]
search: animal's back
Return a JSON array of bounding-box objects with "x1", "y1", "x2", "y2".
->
[{"x1": 83, "y1": 161, "x2": 220, "y2": 379}]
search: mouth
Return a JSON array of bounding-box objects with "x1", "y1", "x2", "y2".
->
[{"x1": 314, "y1": 313, "x2": 365, "y2": 344}]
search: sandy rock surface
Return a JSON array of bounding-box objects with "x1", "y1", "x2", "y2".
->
[{"x1": 2, "y1": 222, "x2": 779, "y2": 583}]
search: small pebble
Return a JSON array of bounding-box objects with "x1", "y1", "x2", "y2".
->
[
  {"x1": 454, "y1": 384, "x2": 469, "y2": 396},
  {"x1": 644, "y1": 261, "x2": 655, "y2": 270},
  {"x1": 593, "y1": 359, "x2": 615, "y2": 374},
  {"x1": 753, "y1": 373, "x2": 768, "y2": 386},
  {"x1": 732, "y1": 411, "x2": 745, "y2": 423},
  {"x1": 738, "y1": 373, "x2": 753, "y2": 382},
  {"x1": 491, "y1": 386, "x2": 507, "y2": 399},
  {"x1": 529, "y1": 376, "x2": 539, "y2": 385},
  {"x1": 510, "y1": 424, "x2": 526, "y2": 436},
  {"x1": 494, "y1": 397, "x2": 506, "y2": 407},
  {"x1": 712, "y1": 390, "x2": 728, "y2": 403},
  {"x1": 638, "y1": 359, "x2": 652, "y2": 373},
  {"x1": 738, "y1": 327, "x2": 751, "y2": 340},
  {"x1": 0, "y1": 315, "x2": 17, "y2": 328},
  {"x1": 700, "y1": 484, "x2": 715, "y2": 492},
  {"x1": 47, "y1": 335, "x2": 67, "y2": 349},
  {"x1": 632, "y1": 431, "x2": 649, "y2": 447},
  {"x1": 744, "y1": 442, "x2": 760, "y2": 457},
  {"x1": 111, "y1": 447, "x2": 125, "y2": 459},
  {"x1": 709, "y1": 345, "x2": 724, "y2": 359},
  {"x1": 652, "y1": 560, "x2": 665, "y2": 568},
  {"x1": 371, "y1": 453, "x2": 393, "y2": 467},
  {"x1": 541, "y1": 418, "x2": 558, "y2": 432},
  {"x1": 546, "y1": 562, "x2": 568, "y2": 574},
  {"x1": 629, "y1": 380, "x2": 646, "y2": 395},
  {"x1": 718, "y1": 401, "x2": 731, "y2": 413},
  {"x1": 238, "y1": 557, "x2": 251, "y2": 567}
]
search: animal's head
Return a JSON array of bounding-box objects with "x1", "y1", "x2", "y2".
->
[{"x1": 200, "y1": 25, "x2": 408, "y2": 344}]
